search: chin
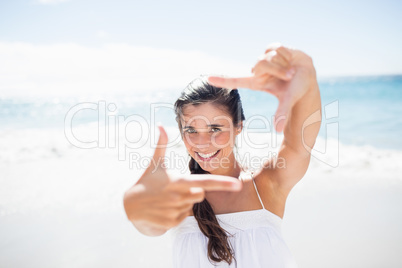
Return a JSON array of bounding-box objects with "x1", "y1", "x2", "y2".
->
[
  {"x1": 197, "y1": 158, "x2": 223, "y2": 173},
  {"x1": 199, "y1": 163, "x2": 218, "y2": 172}
]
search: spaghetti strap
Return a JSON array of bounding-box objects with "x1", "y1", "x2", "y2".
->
[{"x1": 251, "y1": 172, "x2": 265, "y2": 210}]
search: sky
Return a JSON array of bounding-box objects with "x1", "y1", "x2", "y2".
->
[{"x1": 0, "y1": 0, "x2": 401, "y2": 97}]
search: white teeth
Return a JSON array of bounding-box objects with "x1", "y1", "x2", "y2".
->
[{"x1": 197, "y1": 150, "x2": 218, "y2": 158}]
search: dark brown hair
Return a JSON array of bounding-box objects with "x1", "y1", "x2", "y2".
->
[{"x1": 174, "y1": 76, "x2": 245, "y2": 265}]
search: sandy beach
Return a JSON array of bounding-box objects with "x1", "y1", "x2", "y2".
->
[
  {"x1": 1, "y1": 1, "x2": 402, "y2": 266},
  {"x1": 1, "y1": 125, "x2": 401, "y2": 267}
]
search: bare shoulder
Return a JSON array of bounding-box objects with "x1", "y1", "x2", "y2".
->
[{"x1": 252, "y1": 168, "x2": 290, "y2": 219}]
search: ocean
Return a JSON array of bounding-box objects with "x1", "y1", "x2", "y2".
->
[
  {"x1": 1, "y1": 75, "x2": 402, "y2": 268},
  {"x1": 1, "y1": 75, "x2": 401, "y2": 148}
]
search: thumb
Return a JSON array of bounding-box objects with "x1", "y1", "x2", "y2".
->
[{"x1": 151, "y1": 125, "x2": 168, "y2": 170}]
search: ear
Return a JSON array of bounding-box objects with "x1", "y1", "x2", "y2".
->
[{"x1": 236, "y1": 121, "x2": 243, "y2": 135}]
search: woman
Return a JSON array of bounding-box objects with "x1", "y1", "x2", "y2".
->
[{"x1": 123, "y1": 44, "x2": 322, "y2": 267}]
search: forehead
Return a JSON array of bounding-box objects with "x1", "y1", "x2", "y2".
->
[{"x1": 181, "y1": 103, "x2": 232, "y2": 127}]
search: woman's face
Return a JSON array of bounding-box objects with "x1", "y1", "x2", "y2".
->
[{"x1": 180, "y1": 102, "x2": 241, "y2": 173}]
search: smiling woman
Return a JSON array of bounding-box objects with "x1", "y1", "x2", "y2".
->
[
  {"x1": 123, "y1": 44, "x2": 322, "y2": 268},
  {"x1": 173, "y1": 78, "x2": 246, "y2": 265},
  {"x1": 175, "y1": 81, "x2": 244, "y2": 176}
]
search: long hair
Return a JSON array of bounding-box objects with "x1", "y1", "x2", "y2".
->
[{"x1": 174, "y1": 76, "x2": 245, "y2": 265}]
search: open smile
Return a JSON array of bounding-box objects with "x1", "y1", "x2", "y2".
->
[{"x1": 196, "y1": 150, "x2": 221, "y2": 161}]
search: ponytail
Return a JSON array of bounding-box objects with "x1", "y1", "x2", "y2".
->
[{"x1": 190, "y1": 157, "x2": 235, "y2": 265}]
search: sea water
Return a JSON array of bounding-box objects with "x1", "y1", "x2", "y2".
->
[
  {"x1": 1, "y1": 75, "x2": 402, "y2": 268},
  {"x1": 1, "y1": 75, "x2": 401, "y2": 149}
]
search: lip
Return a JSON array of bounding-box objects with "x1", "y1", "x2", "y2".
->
[{"x1": 196, "y1": 150, "x2": 220, "y2": 161}]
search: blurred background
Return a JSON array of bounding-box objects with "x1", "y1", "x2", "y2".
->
[{"x1": 1, "y1": 0, "x2": 402, "y2": 267}]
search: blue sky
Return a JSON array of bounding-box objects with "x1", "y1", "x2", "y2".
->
[{"x1": 0, "y1": 0, "x2": 401, "y2": 96}]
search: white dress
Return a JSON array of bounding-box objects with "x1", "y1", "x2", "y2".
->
[{"x1": 170, "y1": 170, "x2": 298, "y2": 268}]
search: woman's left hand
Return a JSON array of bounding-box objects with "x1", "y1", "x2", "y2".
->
[{"x1": 208, "y1": 44, "x2": 318, "y2": 132}]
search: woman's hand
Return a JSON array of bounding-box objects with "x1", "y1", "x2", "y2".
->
[
  {"x1": 123, "y1": 125, "x2": 242, "y2": 236},
  {"x1": 208, "y1": 44, "x2": 318, "y2": 132}
]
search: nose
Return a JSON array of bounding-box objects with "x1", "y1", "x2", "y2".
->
[{"x1": 189, "y1": 132, "x2": 211, "y2": 150}]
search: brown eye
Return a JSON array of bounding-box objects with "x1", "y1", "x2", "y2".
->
[
  {"x1": 185, "y1": 128, "x2": 197, "y2": 134},
  {"x1": 211, "y1": 128, "x2": 221, "y2": 133}
]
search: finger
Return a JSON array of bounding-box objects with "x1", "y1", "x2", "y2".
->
[
  {"x1": 254, "y1": 51, "x2": 290, "y2": 74},
  {"x1": 253, "y1": 59, "x2": 294, "y2": 81},
  {"x1": 269, "y1": 51, "x2": 290, "y2": 69},
  {"x1": 147, "y1": 210, "x2": 189, "y2": 228},
  {"x1": 151, "y1": 125, "x2": 168, "y2": 169},
  {"x1": 175, "y1": 210, "x2": 191, "y2": 225},
  {"x1": 276, "y1": 46, "x2": 292, "y2": 62},
  {"x1": 158, "y1": 206, "x2": 191, "y2": 219},
  {"x1": 176, "y1": 202, "x2": 195, "y2": 213},
  {"x1": 208, "y1": 75, "x2": 254, "y2": 90},
  {"x1": 265, "y1": 44, "x2": 292, "y2": 63},
  {"x1": 139, "y1": 210, "x2": 172, "y2": 228},
  {"x1": 156, "y1": 188, "x2": 205, "y2": 207},
  {"x1": 182, "y1": 187, "x2": 205, "y2": 204},
  {"x1": 157, "y1": 208, "x2": 191, "y2": 228},
  {"x1": 273, "y1": 96, "x2": 292, "y2": 133},
  {"x1": 177, "y1": 174, "x2": 243, "y2": 192},
  {"x1": 264, "y1": 42, "x2": 282, "y2": 54}
]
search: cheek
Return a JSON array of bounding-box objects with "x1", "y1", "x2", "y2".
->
[
  {"x1": 213, "y1": 132, "x2": 234, "y2": 148},
  {"x1": 182, "y1": 136, "x2": 194, "y2": 154}
]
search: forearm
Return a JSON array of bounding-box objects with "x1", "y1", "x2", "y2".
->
[{"x1": 282, "y1": 81, "x2": 322, "y2": 156}]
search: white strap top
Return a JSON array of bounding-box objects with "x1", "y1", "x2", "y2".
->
[
  {"x1": 169, "y1": 170, "x2": 298, "y2": 268},
  {"x1": 251, "y1": 170, "x2": 266, "y2": 210}
]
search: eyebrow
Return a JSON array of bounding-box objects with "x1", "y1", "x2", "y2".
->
[{"x1": 183, "y1": 124, "x2": 224, "y2": 129}]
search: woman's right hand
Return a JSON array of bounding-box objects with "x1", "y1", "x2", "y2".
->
[
  {"x1": 123, "y1": 125, "x2": 242, "y2": 236},
  {"x1": 208, "y1": 44, "x2": 318, "y2": 133}
]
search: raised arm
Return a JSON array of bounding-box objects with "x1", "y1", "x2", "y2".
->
[
  {"x1": 273, "y1": 54, "x2": 322, "y2": 193},
  {"x1": 208, "y1": 45, "x2": 322, "y2": 195}
]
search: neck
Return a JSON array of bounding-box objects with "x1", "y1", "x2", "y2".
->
[{"x1": 209, "y1": 153, "x2": 242, "y2": 178}]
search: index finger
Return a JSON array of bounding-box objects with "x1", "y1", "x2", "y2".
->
[
  {"x1": 177, "y1": 174, "x2": 243, "y2": 192},
  {"x1": 207, "y1": 76, "x2": 254, "y2": 90}
]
